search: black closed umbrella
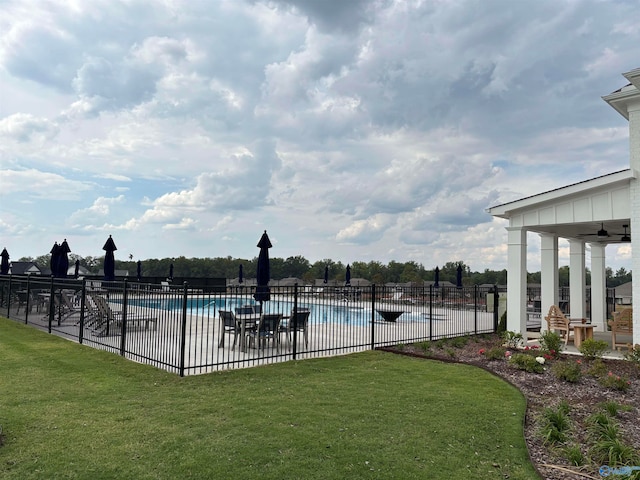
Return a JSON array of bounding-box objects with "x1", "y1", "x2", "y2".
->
[
  {"x1": 169, "y1": 263, "x2": 174, "y2": 281},
  {"x1": 74, "y1": 259, "x2": 80, "y2": 279},
  {"x1": 253, "y1": 231, "x2": 272, "y2": 304},
  {"x1": 0, "y1": 248, "x2": 9, "y2": 275},
  {"x1": 434, "y1": 266, "x2": 440, "y2": 288},
  {"x1": 324, "y1": 265, "x2": 329, "y2": 284},
  {"x1": 456, "y1": 264, "x2": 463, "y2": 288},
  {"x1": 238, "y1": 264, "x2": 243, "y2": 284},
  {"x1": 103, "y1": 235, "x2": 117, "y2": 281},
  {"x1": 58, "y1": 239, "x2": 70, "y2": 278},
  {"x1": 345, "y1": 264, "x2": 351, "y2": 286},
  {"x1": 137, "y1": 260, "x2": 142, "y2": 282},
  {"x1": 50, "y1": 242, "x2": 60, "y2": 277}
]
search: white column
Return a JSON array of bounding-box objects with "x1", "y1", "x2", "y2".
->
[
  {"x1": 628, "y1": 102, "x2": 640, "y2": 346},
  {"x1": 507, "y1": 227, "x2": 527, "y2": 335},
  {"x1": 590, "y1": 243, "x2": 607, "y2": 332},
  {"x1": 569, "y1": 239, "x2": 586, "y2": 319},
  {"x1": 540, "y1": 233, "x2": 558, "y2": 331}
]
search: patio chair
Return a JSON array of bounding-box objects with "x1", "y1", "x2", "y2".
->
[
  {"x1": 279, "y1": 308, "x2": 311, "y2": 348},
  {"x1": 608, "y1": 308, "x2": 633, "y2": 351},
  {"x1": 246, "y1": 313, "x2": 282, "y2": 351},
  {"x1": 544, "y1": 305, "x2": 574, "y2": 345},
  {"x1": 218, "y1": 310, "x2": 240, "y2": 348}
]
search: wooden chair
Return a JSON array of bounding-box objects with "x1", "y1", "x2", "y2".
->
[
  {"x1": 608, "y1": 308, "x2": 633, "y2": 351},
  {"x1": 544, "y1": 305, "x2": 574, "y2": 345}
]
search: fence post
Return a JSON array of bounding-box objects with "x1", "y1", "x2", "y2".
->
[
  {"x1": 178, "y1": 281, "x2": 189, "y2": 377},
  {"x1": 474, "y1": 285, "x2": 478, "y2": 334},
  {"x1": 429, "y1": 284, "x2": 433, "y2": 341},
  {"x1": 6, "y1": 275, "x2": 13, "y2": 318},
  {"x1": 48, "y1": 276, "x2": 55, "y2": 333},
  {"x1": 119, "y1": 279, "x2": 129, "y2": 356},
  {"x1": 493, "y1": 284, "x2": 499, "y2": 332},
  {"x1": 292, "y1": 284, "x2": 298, "y2": 360},
  {"x1": 24, "y1": 275, "x2": 32, "y2": 324},
  {"x1": 370, "y1": 284, "x2": 376, "y2": 349},
  {"x1": 78, "y1": 279, "x2": 86, "y2": 344}
]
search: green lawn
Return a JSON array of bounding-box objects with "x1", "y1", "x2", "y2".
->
[{"x1": 0, "y1": 318, "x2": 539, "y2": 479}]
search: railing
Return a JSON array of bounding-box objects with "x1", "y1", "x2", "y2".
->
[{"x1": 0, "y1": 276, "x2": 499, "y2": 376}]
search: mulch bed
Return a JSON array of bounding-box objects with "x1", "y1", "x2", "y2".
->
[{"x1": 380, "y1": 334, "x2": 640, "y2": 480}]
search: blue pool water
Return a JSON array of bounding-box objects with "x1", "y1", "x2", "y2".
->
[{"x1": 124, "y1": 295, "x2": 428, "y2": 325}]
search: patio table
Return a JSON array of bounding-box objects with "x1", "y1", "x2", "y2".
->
[{"x1": 235, "y1": 313, "x2": 261, "y2": 352}]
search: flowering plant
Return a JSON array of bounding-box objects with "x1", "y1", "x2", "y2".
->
[
  {"x1": 535, "y1": 356, "x2": 545, "y2": 365},
  {"x1": 505, "y1": 350, "x2": 512, "y2": 358},
  {"x1": 478, "y1": 349, "x2": 485, "y2": 355}
]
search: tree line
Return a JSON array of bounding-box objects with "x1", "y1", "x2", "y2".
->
[{"x1": 19, "y1": 254, "x2": 632, "y2": 287}]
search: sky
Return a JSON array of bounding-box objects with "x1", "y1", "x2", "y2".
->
[{"x1": 0, "y1": 0, "x2": 637, "y2": 273}]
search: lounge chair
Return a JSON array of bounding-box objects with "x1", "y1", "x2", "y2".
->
[
  {"x1": 544, "y1": 305, "x2": 574, "y2": 345},
  {"x1": 90, "y1": 295, "x2": 158, "y2": 336},
  {"x1": 608, "y1": 308, "x2": 633, "y2": 351}
]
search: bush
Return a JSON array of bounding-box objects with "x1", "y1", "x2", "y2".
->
[
  {"x1": 578, "y1": 338, "x2": 609, "y2": 360},
  {"x1": 497, "y1": 310, "x2": 507, "y2": 334},
  {"x1": 509, "y1": 353, "x2": 545, "y2": 373},
  {"x1": 563, "y1": 444, "x2": 585, "y2": 466},
  {"x1": 539, "y1": 330, "x2": 563, "y2": 357},
  {"x1": 484, "y1": 346, "x2": 506, "y2": 361},
  {"x1": 587, "y1": 358, "x2": 608, "y2": 378},
  {"x1": 624, "y1": 344, "x2": 640, "y2": 367},
  {"x1": 598, "y1": 372, "x2": 631, "y2": 392},
  {"x1": 502, "y1": 330, "x2": 524, "y2": 349},
  {"x1": 551, "y1": 360, "x2": 582, "y2": 383}
]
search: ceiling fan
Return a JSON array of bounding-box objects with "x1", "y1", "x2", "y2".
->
[{"x1": 577, "y1": 223, "x2": 631, "y2": 242}]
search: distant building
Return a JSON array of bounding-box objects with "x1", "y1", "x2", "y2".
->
[{"x1": 8, "y1": 261, "x2": 42, "y2": 275}]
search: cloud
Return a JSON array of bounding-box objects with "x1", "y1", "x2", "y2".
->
[
  {"x1": 0, "y1": 113, "x2": 59, "y2": 142},
  {"x1": 0, "y1": 169, "x2": 93, "y2": 200}
]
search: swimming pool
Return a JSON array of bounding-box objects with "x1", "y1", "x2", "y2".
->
[{"x1": 123, "y1": 295, "x2": 430, "y2": 326}]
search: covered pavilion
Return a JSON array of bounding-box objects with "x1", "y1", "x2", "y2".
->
[{"x1": 488, "y1": 68, "x2": 639, "y2": 347}]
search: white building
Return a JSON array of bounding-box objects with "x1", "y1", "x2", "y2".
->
[{"x1": 488, "y1": 68, "x2": 639, "y2": 347}]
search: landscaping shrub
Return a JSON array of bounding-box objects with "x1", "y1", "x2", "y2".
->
[
  {"x1": 598, "y1": 372, "x2": 631, "y2": 392},
  {"x1": 497, "y1": 310, "x2": 507, "y2": 334},
  {"x1": 578, "y1": 338, "x2": 609, "y2": 360},
  {"x1": 539, "y1": 401, "x2": 571, "y2": 445},
  {"x1": 563, "y1": 444, "x2": 585, "y2": 466},
  {"x1": 587, "y1": 358, "x2": 608, "y2": 378},
  {"x1": 624, "y1": 344, "x2": 640, "y2": 368},
  {"x1": 484, "y1": 346, "x2": 506, "y2": 361},
  {"x1": 502, "y1": 330, "x2": 524, "y2": 349},
  {"x1": 509, "y1": 353, "x2": 545, "y2": 373},
  {"x1": 551, "y1": 360, "x2": 582, "y2": 383},
  {"x1": 539, "y1": 330, "x2": 563, "y2": 358},
  {"x1": 597, "y1": 401, "x2": 632, "y2": 418}
]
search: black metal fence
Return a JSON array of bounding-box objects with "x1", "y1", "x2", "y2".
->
[{"x1": 1, "y1": 275, "x2": 499, "y2": 376}]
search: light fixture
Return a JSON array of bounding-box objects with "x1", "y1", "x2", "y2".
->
[
  {"x1": 597, "y1": 222, "x2": 609, "y2": 237},
  {"x1": 621, "y1": 224, "x2": 631, "y2": 242}
]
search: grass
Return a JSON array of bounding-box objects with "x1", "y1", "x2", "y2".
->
[{"x1": 0, "y1": 318, "x2": 539, "y2": 479}]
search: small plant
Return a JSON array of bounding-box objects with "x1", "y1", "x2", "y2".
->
[
  {"x1": 484, "y1": 346, "x2": 506, "y2": 361},
  {"x1": 539, "y1": 330, "x2": 563, "y2": 357},
  {"x1": 597, "y1": 401, "x2": 632, "y2": 418},
  {"x1": 445, "y1": 348, "x2": 456, "y2": 358},
  {"x1": 449, "y1": 335, "x2": 470, "y2": 349},
  {"x1": 598, "y1": 371, "x2": 631, "y2": 392},
  {"x1": 509, "y1": 353, "x2": 545, "y2": 373},
  {"x1": 502, "y1": 330, "x2": 524, "y2": 349},
  {"x1": 395, "y1": 343, "x2": 406, "y2": 351},
  {"x1": 590, "y1": 437, "x2": 640, "y2": 466},
  {"x1": 563, "y1": 444, "x2": 585, "y2": 466},
  {"x1": 551, "y1": 360, "x2": 582, "y2": 383},
  {"x1": 415, "y1": 341, "x2": 431, "y2": 353},
  {"x1": 624, "y1": 344, "x2": 640, "y2": 367},
  {"x1": 587, "y1": 358, "x2": 608, "y2": 378},
  {"x1": 539, "y1": 401, "x2": 571, "y2": 445},
  {"x1": 578, "y1": 338, "x2": 609, "y2": 360}
]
